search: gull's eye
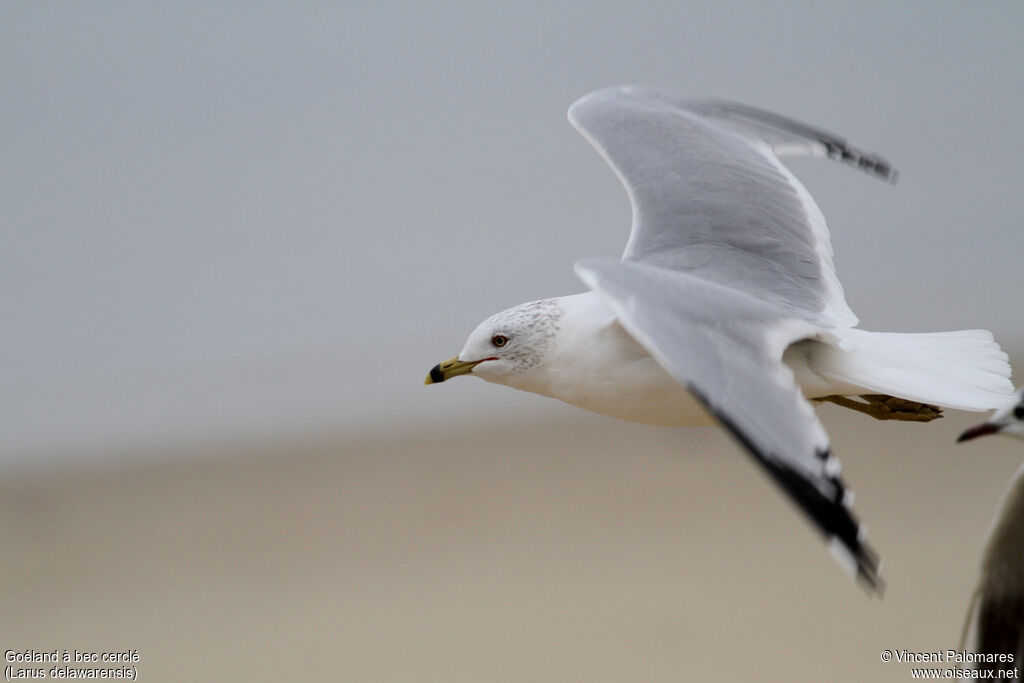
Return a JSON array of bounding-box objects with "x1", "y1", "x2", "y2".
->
[
  {"x1": 1014, "y1": 405, "x2": 1024, "y2": 420},
  {"x1": 491, "y1": 334, "x2": 509, "y2": 348}
]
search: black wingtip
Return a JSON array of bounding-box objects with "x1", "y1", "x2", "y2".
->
[
  {"x1": 857, "y1": 569, "x2": 886, "y2": 598},
  {"x1": 702, "y1": 100, "x2": 898, "y2": 185},
  {"x1": 848, "y1": 537, "x2": 885, "y2": 598},
  {"x1": 824, "y1": 141, "x2": 899, "y2": 185},
  {"x1": 686, "y1": 383, "x2": 884, "y2": 596}
]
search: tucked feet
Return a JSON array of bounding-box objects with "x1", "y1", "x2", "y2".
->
[{"x1": 818, "y1": 394, "x2": 944, "y2": 422}]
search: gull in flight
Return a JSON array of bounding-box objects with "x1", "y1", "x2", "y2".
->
[
  {"x1": 959, "y1": 388, "x2": 1024, "y2": 670},
  {"x1": 426, "y1": 86, "x2": 1012, "y2": 594}
]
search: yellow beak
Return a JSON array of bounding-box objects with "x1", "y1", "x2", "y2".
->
[{"x1": 425, "y1": 356, "x2": 485, "y2": 384}]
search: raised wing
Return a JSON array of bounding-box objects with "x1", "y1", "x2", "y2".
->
[
  {"x1": 683, "y1": 98, "x2": 897, "y2": 178},
  {"x1": 569, "y1": 86, "x2": 897, "y2": 329},
  {"x1": 576, "y1": 257, "x2": 882, "y2": 593}
]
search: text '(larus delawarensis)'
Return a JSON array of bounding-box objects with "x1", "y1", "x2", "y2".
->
[{"x1": 426, "y1": 86, "x2": 1013, "y2": 595}]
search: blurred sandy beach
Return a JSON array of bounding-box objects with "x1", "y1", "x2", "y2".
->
[{"x1": 3, "y1": 406, "x2": 1021, "y2": 682}]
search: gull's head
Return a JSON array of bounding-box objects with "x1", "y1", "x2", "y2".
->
[
  {"x1": 958, "y1": 387, "x2": 1024, "y2": 443},
  {"x1": 425, "y1": 299, "x2": 563, "y2": 387}
]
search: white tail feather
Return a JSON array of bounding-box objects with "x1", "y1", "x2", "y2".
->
[{"x1": 813, "y1": 328, "x2": 1013, "y2": 411}]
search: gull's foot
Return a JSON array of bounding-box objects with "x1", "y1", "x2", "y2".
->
[{"x1": 818, "y1": 394, "x2": 944, "y2": 422}]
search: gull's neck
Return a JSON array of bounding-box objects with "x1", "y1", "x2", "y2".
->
[
  {"x1": 510, "y1": 292, "x2": 641, "y2": 394},
  {"x1": 497, "y1": 292, "x2": 613, "y2": 395},
  {"x1": 503, "y1": 291, "x2": 713, "y2": 425}
]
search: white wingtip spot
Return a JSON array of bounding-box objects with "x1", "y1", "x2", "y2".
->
[
  {"x1": 828, "y1": 536, "x2": 858, "y2": 578},
  {"x1": 824, "y1": 454, "x2": 842, "y2": 477},
  {"x1": 842, "y1": 488, "x2": 855, "y2": 509}
]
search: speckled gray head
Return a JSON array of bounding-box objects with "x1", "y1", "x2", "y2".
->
[{"x1": 424, "y1": 299, "x2": 562, "y2": 385}]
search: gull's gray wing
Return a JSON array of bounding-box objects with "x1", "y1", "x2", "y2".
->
[
  {"x1": 970, "y1": 463, "x2": 1024, "y2": 666},
  {"x1": 576, "y1": 258, "x2": 882, "y2": 593},
  {"x1": 569, "y1": 85, "x2": 897, "y2": 329}
]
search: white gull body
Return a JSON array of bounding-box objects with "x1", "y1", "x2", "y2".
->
[{"x1": 473, "y1": 291, "x2": 894, "y2": 427}]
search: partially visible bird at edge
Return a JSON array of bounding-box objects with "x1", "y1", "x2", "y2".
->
[{"x1": 959, "y1": 389, "x2": 1024, "y2": 677}]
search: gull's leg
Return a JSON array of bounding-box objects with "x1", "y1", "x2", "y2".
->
[{"x1": 817, "y1": 394, "x2": 943, "y2": 422}]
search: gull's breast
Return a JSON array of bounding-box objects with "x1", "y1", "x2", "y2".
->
[
  {"x1": 526, "y1": 313, "x2": 716, "y2": 426},
  {"x1": 559, "y1": 353, "x2": 716, "y2": 426}
]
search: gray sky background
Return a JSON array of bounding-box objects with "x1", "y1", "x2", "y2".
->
[{"x1": 4, "y1": 2, "x2": 1024, "y2": 464}]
